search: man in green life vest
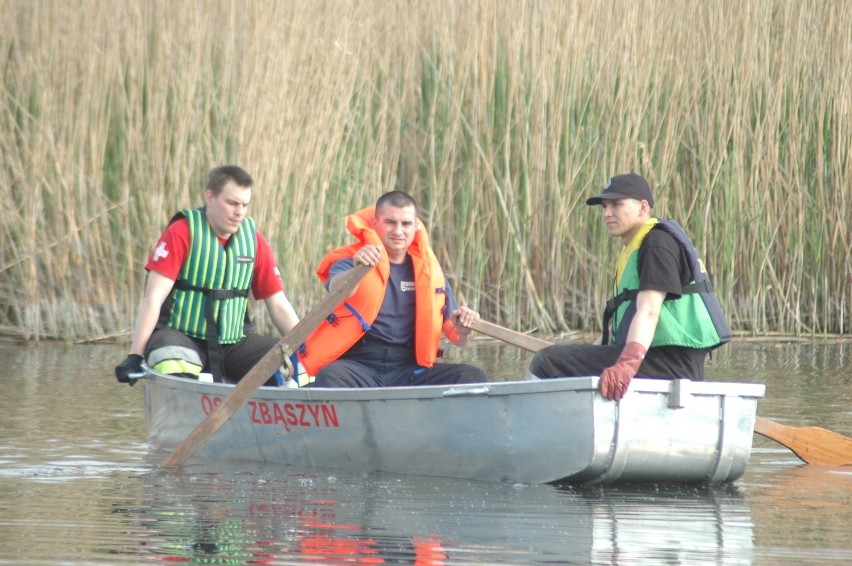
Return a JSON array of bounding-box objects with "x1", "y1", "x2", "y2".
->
[
  {"x1": 528, "y1": 173, "x2": 730, "y2": 400},
  {"x1": 114, "y1": 165, "x2": 301, "y2": 385}
]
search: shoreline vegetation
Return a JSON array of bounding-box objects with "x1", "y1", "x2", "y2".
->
[{"x1": 1, "y1": 1, "x2": 849, "y2": 342}]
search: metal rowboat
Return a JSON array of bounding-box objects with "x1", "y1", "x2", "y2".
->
[{"x1": 142, "y1": 371, "x2": 765, "y2": 484}]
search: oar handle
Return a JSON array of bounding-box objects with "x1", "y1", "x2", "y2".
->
[{"x1": 470, "y1": 320, "x2": 553, "y2": 353}]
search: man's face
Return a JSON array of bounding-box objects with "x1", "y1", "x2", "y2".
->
[
  {"x1": 373, "y1": 203, "x2": 417, "y2": 260},
  {"x1": 600, "y1": 198, "x2": 648, "y2": 243},
  {"x1": 205, "y1": 181, "x2": 252, "y2": 238}
]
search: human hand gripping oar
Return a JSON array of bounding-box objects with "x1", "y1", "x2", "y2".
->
[
  {"x1": 160, "y1": 263, "x2": 371, "y2": 468},
  {"x1": 470, "y1": 320, "x2": 852, "y2": 467}
]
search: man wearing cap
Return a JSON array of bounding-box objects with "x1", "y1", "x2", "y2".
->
[{"x1": 528, "y1": 172, "x2": 730, "y2": 400}]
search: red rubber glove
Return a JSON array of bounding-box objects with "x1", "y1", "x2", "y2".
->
[{"x1": 600, "y1": 342, "x2": 647, "y2": 401}]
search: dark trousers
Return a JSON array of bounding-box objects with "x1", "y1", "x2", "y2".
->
[
  {"x1": 146, "y1": 328, "x2": 280, "y2": 385},
  {"x1": 312, "y1": 337, "x2": 487, "y2": 388},
  {"x1": 528, "y1": 343, "x2": 708, "y2": 381}
]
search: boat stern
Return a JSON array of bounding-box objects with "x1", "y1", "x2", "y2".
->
[{"x1": 571, "y1": 378, "x2": 766, "y2": 485}]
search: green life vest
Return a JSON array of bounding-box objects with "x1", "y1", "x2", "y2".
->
[
  {"x1": 603, "y1": 219, "x2": 731, "y2": 349},
  {"x1": 167, "y1": 208, "x2": 257, "y2": 345}
]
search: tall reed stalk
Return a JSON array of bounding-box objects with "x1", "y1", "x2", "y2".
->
[{"x1": 1, "y1": 0, "x2": 849, "y2": 341}]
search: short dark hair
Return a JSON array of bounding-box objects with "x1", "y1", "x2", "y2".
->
[
  {"x1": 206, "y1": 165, "x2": 254, "y2": 195},
  {"x1": 376, "y1": 190, "x2": 417, "y2": 214}
]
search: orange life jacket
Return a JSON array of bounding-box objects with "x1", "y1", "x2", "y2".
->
[{"x1": 298, "y1": 206, "x2": 447, "y2": 375}]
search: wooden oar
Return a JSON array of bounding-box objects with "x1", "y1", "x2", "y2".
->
[
  {"x1": 752, "y1": 417, "x2": 852, "y2": 467},
  {"x1": 470, "y1": 319, "x2": 852, "y2": 467},
  {"x1": 161, "y1": 263, "x2": 371, "y2": 468},
  {"x1": 470, "y1": 319, "x2": 553, "y2": 353}
]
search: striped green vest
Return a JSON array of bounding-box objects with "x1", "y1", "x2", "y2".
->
[{"x1": 167, "y1": 208, "x2": 257, "y2": 344}]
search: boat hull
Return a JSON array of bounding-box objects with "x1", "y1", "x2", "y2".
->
[{"x1": 142, "y1": 373, "x2": 764, "y2": 484}]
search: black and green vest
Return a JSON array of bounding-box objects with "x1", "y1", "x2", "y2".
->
[
  {"x1": 603, "y1": 219, "x2": 731, "y2": 349},
  {"x1": 164, "y1": 208, "x2": 257, "y2": 345}
]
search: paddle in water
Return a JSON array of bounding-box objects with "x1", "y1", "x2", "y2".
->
[
  {"x1": 161, "y1": 263, "x2": 371, "y2": 468},
  {"x1": 470, "y1": 320, "x2": 852, "y2": 467}
]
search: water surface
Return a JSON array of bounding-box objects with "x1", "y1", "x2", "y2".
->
[{"x1": 0, "y1": 340, "x2": 849, "y2": 564}]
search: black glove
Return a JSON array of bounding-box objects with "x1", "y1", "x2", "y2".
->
[{"x1": 115, "y1": 354, "x2": 145, "y2": 386}]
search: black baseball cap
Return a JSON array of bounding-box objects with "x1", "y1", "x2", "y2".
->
[{"x1": 586, "y1": 173, "x2": 654, "y2": 208}]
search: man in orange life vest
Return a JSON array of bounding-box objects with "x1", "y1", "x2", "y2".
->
[{"x1": 299, "y1": 191, "x2": 487, "y2": 387}]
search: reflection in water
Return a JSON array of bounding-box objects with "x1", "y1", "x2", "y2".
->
[
  {"x1": 747, "y1": 463, "x2": 852, "y2": 562},
  {"x1": 114, "y1": 462, "x2": 753, "y2": 564},
  {"x1": 583, "y1": 485, "x2": 751, "y2": 564}
]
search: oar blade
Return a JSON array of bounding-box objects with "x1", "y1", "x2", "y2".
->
[
  {"x1": 160, "y1": 263, "x2": 371, "y2": 468},
  {"x1": 754, "y1": 416, "x2": 852, "y2": 467}
]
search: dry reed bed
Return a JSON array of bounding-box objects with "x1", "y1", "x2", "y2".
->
[{"x1": 0, "y1": 0, "x2": 849, "y2": 341}]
